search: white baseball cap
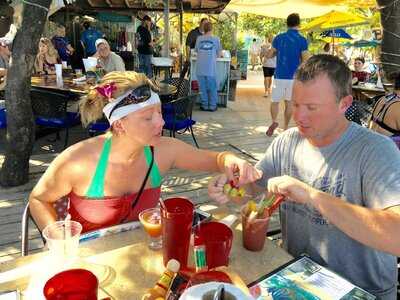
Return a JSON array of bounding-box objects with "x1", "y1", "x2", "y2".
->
[{"x1": 95, "y1": 38, "x2": 109, "y2": 49}]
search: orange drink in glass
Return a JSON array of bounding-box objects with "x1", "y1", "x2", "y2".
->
[{"x1": 139, "y1": 208, "x2": 162, "y2": 250}]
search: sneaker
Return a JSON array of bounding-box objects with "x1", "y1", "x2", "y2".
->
[
  {"x1": 200, "y1": 106, "x2": 208, "y2": 111},
  {"x1": 208, "y1": 107, "x2": 218, "y2": 112},
  {"x1": 266, "y1": 122, "x2": 279, "y2": 136}
]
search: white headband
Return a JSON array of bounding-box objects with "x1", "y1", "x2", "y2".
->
[{"x1": 102, "y1": 89, "x2": 161, "y2": 125}]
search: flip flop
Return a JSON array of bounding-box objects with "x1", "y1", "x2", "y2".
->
[{"x1": 266, "y1": 122, "x2": 278, "y2": 136}]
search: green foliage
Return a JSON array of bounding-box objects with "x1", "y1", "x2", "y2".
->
[
  {"x1": 214, "y1": 15, "x2": 237, "y2": 50},
  {"x1": 238, "y1": 13, "x2": 286, "y2": 38}
]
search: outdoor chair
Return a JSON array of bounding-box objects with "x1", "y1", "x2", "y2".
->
[
  {"x1": 161, "y1": 77, "x2": 190, "y2": 99},
  {"x1": 162, "y1": 94, "x2": 199, "y2": 148},
  {"x1": 87, "y1": 116, "x2": 110, "y2": 137},
  {"x1": 31, "y1": 89, "x2": 80, "y2": 149},
  {"x1": 345, "y1": 95, "x2": 381, "y2": 127},
  {"x1": 21, "y1": 197, "x2": 69, "y2": 256}
]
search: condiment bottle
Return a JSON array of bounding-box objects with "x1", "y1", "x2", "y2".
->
[
  {"x1": 142, "y1": 259, "x2": 180, "y2": 300},
  {"x1": 193, "y1": 221, "x2": 208, "y2": 273}
]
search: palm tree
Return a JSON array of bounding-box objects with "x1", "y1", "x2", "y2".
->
[
  {"x1": 377, "y1": 0, "x2": 400, "y2": 75},
  {"x1": 0, "y1": 0, "x2": 51, "y2": 186}
]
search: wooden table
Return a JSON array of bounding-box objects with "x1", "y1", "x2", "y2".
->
[
  {"x1": 0, "y1": 206, "x2": 292, "y2": 299},
  {"x1": 352, "y1": 84, "x2": 385, "y2": 103},
  {"x1": 31, "y1": 76, "x2": 177, "y2": 103}
]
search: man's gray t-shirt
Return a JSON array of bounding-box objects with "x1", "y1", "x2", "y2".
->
[
  {"x1": 195, "y1": 35, "x2": 221, "y2": 77},
  {"x1": 256, "y1": 123, "x2": 400, "y2": 299}
]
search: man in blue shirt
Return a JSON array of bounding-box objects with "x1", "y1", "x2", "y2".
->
[
  {"x1": 52, "y1": 24, "x2": 74, "y2": 65},
  {"x1": 195, "y1": 21, "x2": 221, "y2": 112},
  {"x1": 266, "y1": 13, "x2": 309, "y2": 136},
  {"x1": 81, "y1": 21, "x2": 104, "y2": 57}
]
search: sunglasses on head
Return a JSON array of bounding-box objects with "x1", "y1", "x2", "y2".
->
[{"x1": 108, "y1": 84, "x2": 152, "y2": 118}]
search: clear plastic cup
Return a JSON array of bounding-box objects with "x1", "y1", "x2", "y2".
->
[{"x1": 42, "y1": 221, "x2": 82, "y2": 261}]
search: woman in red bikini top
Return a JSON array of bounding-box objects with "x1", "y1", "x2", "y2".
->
[{"x1": 29, "y1": 71, "x2": 262, "y2": 233}]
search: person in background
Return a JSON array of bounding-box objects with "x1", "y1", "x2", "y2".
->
[
  {"x1": 369, "y1": 71, "x2": 400, "y2": 144},
  {"x1": 136, "y1": 15, "x2": 153, "y2": 78},
  {"x1": 209, "y1": 55, "x2": 400, "y2": 299},
  {"x1": 249, "y1": 38, "x2": 259, "y2": 71},
  {"x1": 29, "y1": 71, "x2": 261, "y2": 233},
  {"x1": 0, "y1": 38, "x2": 11, "y2": 84},
  {"x1": 81, "y1": 21, "x2": 104, "y2": 57},
  {"x1": 265, "y1": 13, "x2": 309, "y2": 136},
  {"x1": 34, "y1": 38, "x2": 60, "y2": 75},
  {"x1": 260, "y1": 35, "x2": 276, "y2": 97},
  {"x1": 180, "y1": 18, "x2": 208, "y2": 79},
  {"x1": 352, "y1": 57, "x2": 369, "y2": 84},
  {"x1": 93, "y1": 39, "x2": 125, "y2": 73},
  {"x1": 195, "y1": 21, "x2": 222, "y2": 112},
  {"x1": 51, "y1": 24, "x2": 74, "y2": 66}
]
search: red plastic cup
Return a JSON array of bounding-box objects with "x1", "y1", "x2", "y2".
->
[
  {"x1": 200, "y1": 221, "x2": 233, "y2": 269},
  {"x1": 43, "y1": 269, "x2": 98, "y2": 300},
  {"x1": 161, "y1": 197, "x2": 194, "y2": 268}
]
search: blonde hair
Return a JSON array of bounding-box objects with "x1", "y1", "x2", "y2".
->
[
  {"x1": 79, "y1": 71, "x2": 159, "y2": 127},
  {"x1": 39, "y1": 37, "x2": 58, "y2": 57}
]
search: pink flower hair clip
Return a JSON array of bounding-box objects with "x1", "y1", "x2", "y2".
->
[{"x1": 95, "y1": 82, "x2": 117, "y2": 102}]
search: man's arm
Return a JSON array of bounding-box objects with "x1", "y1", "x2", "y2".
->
[
  {"x1": 265, "y1": 47, "x2": 276, "y2": 59},
  {"x1": 268, "y1": 175, "x2": 400, "y2": 256}
]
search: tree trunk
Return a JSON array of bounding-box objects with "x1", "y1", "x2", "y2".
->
[
  {"x1": 0, "y1": 0, "x2": 51, "y2": 186},
  {"x1": 377, "y1": 0, "x2": 400, "y2": 75}
]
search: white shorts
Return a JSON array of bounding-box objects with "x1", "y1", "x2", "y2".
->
[{"x1": 271, "y1": 79, "x2": 294, "y2": 102}]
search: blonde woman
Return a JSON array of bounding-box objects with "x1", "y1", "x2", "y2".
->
[
  {"x1": 34, "y1": 38, "x2": 60, "y2": 75},
  {"x1": 29, "y1": 71, "x2": 261, "y2": 233}
]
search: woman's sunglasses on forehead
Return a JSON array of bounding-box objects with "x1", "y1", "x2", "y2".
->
[{"x1": 108, "y1": 85, "x2": 152, "y2": 118}]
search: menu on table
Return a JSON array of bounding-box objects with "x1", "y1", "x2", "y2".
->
[{"x1": 248, "y1": 256, "x2": 376, "y2": 300}]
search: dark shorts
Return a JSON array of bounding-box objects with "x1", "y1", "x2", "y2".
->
[{"x1": 263, "y1": 67, "x2": 275, "y2": 77}]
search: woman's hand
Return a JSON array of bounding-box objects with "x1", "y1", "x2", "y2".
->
[
  {"x1": 208, "y1": 174, "x2": 230, "y2": 204},
  {"x1": 223, "y1": 154, "x2": 263, "y2": 186},
  {"x1": 267, "y1": 175, "x2": 317, "y2": 205}
]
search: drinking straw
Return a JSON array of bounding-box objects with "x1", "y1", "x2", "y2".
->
[{"x1": 159, "y1": 198, "x2": 167, "y2": 211}]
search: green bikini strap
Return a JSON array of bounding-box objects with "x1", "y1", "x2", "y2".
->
[
  {"x1": 143, "y1": 145, "x2": 162, "y2": 188},
  {"x1": 85, "y1": 135, "x2": 112, "y2": 198}
]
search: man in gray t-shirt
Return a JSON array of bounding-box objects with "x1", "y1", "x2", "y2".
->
[{"x1": 209, "y1": 55, "x2": 400, "y2": 299}]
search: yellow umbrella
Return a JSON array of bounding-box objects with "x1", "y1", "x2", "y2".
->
[{"x1": 301, "y1": 10, "x2": 369, "y2": 31}]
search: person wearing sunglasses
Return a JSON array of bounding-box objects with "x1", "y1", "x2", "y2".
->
[{"x1": 28, "y1": 71, "x2": 262, "y2": 233}]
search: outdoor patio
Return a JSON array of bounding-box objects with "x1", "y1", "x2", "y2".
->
[{"x1": 0, "y1": 70, "x2": 291, "y2": 262}]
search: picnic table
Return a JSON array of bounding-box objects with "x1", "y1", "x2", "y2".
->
[
  {"x1": 31, "y1": 75, "x2": 177, "y2": 102},
  {"x1": 352, "y1": 83, "x2": 385, "y2": 103},
  {"x1": 0, "y1": 205, "x2": 292, "y2": 299}
]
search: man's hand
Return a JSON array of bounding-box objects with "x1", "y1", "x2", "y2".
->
[
  {"x1": 208, "y1": 174, "x2": 230, "y2": 204},
  {"x1": 223, "y1": 155, "x2": 263, "y2": 186},
  {"x1": 267, "y1": 175, "x2": 316, "y2": 204}
]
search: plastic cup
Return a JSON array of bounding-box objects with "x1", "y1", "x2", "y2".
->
[
  {"x1": 240, "y1": 206, "x2": 269, "y2": 252},
  {"x1": 161, "y1": 197, "x2": 194, "y2": 268},
  {"x1": 42, "y1": 221, "x2": 82, "y2": 261},
  {"x1": 139, "y1": 207, "x2": 162, "y2": 250},
  {"x1": 75, "y1": 69, "x2": 83, "y2": 77},
  {"x1": 55, "y1": 64, "x2": 62, "y2": 79},
  {"x1": 43, "y1": 268, "x2": 98, "y2": 300},
  {"x1": 200, "y1": 222, "x2": 233, "y2": 269}
]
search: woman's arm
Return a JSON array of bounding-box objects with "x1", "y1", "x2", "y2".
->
[
  {"x1": 29, "y1": 152, "x2": 75, "y2": 230},
  {"x1": 164, "y1": 138, "x2": 261, "y2": 184}
]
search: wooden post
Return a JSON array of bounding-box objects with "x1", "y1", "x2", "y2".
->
[{"x1": 162, "y1": 0, "x2": 170, "y2": 57}]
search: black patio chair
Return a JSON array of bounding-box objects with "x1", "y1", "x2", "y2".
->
[
  {"x1": 161, "y1": 77, "x2": 190, "y2": 99},
  {"x1": 31, "y1": 89, "x2": 80, "y2": 149},
  {"x1": 162, "y1": 94, "x2": 199, "y2": 148}
]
